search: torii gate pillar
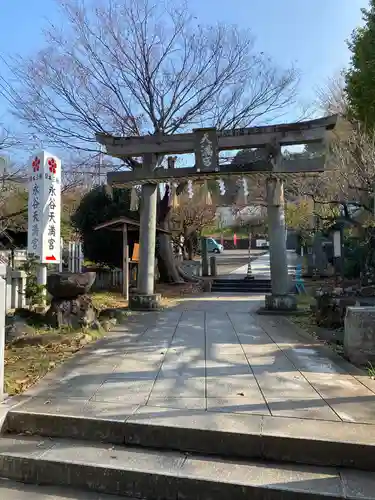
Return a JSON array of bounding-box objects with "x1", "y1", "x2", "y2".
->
[
  {"x1": 265, "y1": 176, "x2": 297, "y2": 312},
  {"x1": 129, "y1": 154, "x2": 161, "y2": 311}
]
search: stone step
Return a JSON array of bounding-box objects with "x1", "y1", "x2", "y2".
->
[
  {"x1": 210, "y1": 290, "x2": 271, "y2": 294},
  {"x1": 4, "y1": 408, "x2": 375, "y2": 472},
  {"x1": 212, "y1": 280, "x2": 271, "y2": 290},
  {"x1": 0, "y1": 434, "x2": 372, "y2": 499},
  {"x1": 211, "y1": 287, "x2": 271, "y2": 293},
  {"x1": 213, "y1": 279, "x2": 271, "y2": 285},
  {"x1": 0, "y1": 479, "x2": 134, "y2": 499}
]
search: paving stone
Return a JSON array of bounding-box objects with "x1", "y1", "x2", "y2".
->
[
  {"x1": 256, "y1": 314, "x2": 375, "y2": 422},
  {"x1": 91, "y1": 380, "x2": 152, "y2": 404},
  {"x1": 109, "y1": 355, "x2": 165, "y2": 380},
  {"x1": 227, "y1": 312, "x2": 266, "y2": 335},
  {"x1": 206, "y1": 397, "x2": 269, "y2": 415},
  {"x1": 10, "y1": 398, "x2": 89, "y2": 416},
  {"x1": 296, "y1": 373, "x2": 375, "y2": 424},
  {"x1": 146, "y1": 398, "x2": 206, "y2": 409},
  {"x1": 151, "y1": 375, "x2": 205, "y2": 399},
  {"x1": 81, "y1": 402, "x2": 140, "y2": 420}
]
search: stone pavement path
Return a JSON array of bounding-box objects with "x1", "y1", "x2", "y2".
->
[{"x1": 16, "y1": 293, "x2": 375, "y2": 424}]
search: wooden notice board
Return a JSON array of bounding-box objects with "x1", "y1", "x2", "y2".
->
[{"x1": 132, "y1": 243, "x2": 139, "y2": 262}]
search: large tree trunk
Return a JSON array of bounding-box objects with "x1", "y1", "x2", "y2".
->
[{"x1": 156, "y1": 186, "x2": 199, "y2": 283}]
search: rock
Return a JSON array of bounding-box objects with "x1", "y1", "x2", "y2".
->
[
  {"x1": 344, "y1": 306, "x2": 375, "y2": 365},
  {"x1": 100, "y1": 318, "x2": 117, "y2": 332},
  {"x1": 114, "y1": 310, "x2": 130, "y2": 323},
  {"x1": 12, "y1": 308, "x2": 32, "y2": 319},
  {"x1": 5, "y1": 320, "x2": 35, "y2": 344},
  {"x1": 11, "y1": 308, "x2": 45, "y2": 326},
  {"x1": 129, "y1": 293, "x2": 161, "y2": 311},
  {"x1": 360, "y1": 285, "x2": 375, "y2": 297},
  {"x1": 180, "y1": 260, "x2": 201, "y2": 277},
  {"x1": 78, "y1": 333, "x2": 92, "y2": 346},
  {"x1": 99, "y1": 308, "x2": 117, "y2": 320},
  {"x1": 47, "y1": 272, "x2": 96, "y2": 299},
  {"x1": 11, "y1": 332, "x2": 62, "y2": 347},
  {"x1": 91, "y1": 320, "x2": 102, "y2": 331},
  {"x1": 45, "y1": 294, "x2": 98, "y2": 329},
  {"x1": 99, "y1": 308, "x2": 128, "y2": 323},
  {"x1": 315, "y1": 294, "x2": 359, "y2": 329},
  {"x1": 265, "y1": 294, "x2": 297, "y2": 312}
]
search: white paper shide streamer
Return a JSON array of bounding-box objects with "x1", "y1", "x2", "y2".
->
[
  {"x1": 187, "y1": 180, "x2": 194, "y2": 199},
  {"x1": 242, "y1": 177, "x2": 249, "y2": 204},
  {"x1": 130, "y1": 185, "x2": 139, "y2": 211},
  {"x1": 216, "y1": 178, "x2": 226, "y2": 195}
]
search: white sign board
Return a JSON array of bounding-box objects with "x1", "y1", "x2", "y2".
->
[
  {"x1": 333, "y1": 231, "x2": 341, "y2": 258},
  {"x1": 256, "y1": 239, "x2": 268, "y2": 248},
  {"x1": 27, "y1": 151, "x2": 61, "y2": 264}
]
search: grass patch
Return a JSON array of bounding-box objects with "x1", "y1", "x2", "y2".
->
[
  {"x1": 289, "y1": 292, "x2": 321, "y2": 338},
  {"x1": 5, "y1": 327, "x2": 105, "y2": 396},
  {"x1": 91, "y1": 291, "x2": 129, "y2": 311},
  {"x1": 296, "y1": 293, "x2": 315, "y2": 308},
  {"x1": 368, "y1": 362, "x2": 375, "y2": 379},
  {"x1": 91, "y1": 283, "x2": 204, "y2": 312}
]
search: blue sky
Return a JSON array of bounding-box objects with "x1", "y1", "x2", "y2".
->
[{"x1": 0, "y1": 0, "x2": 368, "y2": 147}]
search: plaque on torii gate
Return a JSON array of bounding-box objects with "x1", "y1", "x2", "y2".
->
[{"x1": 96, "y1": 115, "x2": 337, "y2": 311}]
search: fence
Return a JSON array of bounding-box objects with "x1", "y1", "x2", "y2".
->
[
  {"x1": 5, "y1": 269, "x2": 28, "y2": 310},
  {"x1": 91, "y1": 268, "x2": 124, "y2": 292},
  {"x1": 64, "y1": 241, "x2": 83, "y2": 273}
]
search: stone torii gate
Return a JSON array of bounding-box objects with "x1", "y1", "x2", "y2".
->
[{"x1": 96, "y1": 115, "x2": 337, "y2": 311}]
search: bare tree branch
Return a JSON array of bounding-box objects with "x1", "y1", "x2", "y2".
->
[{"x1": 0, "y1": 0, "x2": 299, "y2": 156}]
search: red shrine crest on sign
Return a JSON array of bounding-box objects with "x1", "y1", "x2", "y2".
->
[
  {"x1": 32, "y1": 156, "x2": 40, "y2": 172},
  {"x1": 47, "y1": 157, "x2": 57, "y2": 174}
]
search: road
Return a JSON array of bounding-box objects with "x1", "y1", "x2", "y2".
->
[{"x1": 213, "y1": 249, "x2": 267, "y2": 275}]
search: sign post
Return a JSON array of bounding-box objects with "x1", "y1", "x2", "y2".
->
[
  {"x1": 27, "y1": 151, "x2": 61, "y2": 303},
  {"x1": 0, "y1": 264, "x2": 6, "y2": 400}
]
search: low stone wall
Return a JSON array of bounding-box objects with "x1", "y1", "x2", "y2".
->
[{"x1": 344, "y1": 306, "x2": 375, "y2": 365}]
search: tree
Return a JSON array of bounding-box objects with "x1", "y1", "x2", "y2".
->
[
  {"x1": 0, "y1": 129, "x2": 28, "y2": 243},
  {"x1": 72, "y1": 186, "x2": 134, "y2": 268},
  {"x1": 229, "y1": 204, "x2": 267, "y2": 236},
  {"x1": 345, "y1": 0, "x2": 375, "y2": 130},
  {"x1": 285, "y1": 200, "x2": 314, "y2": 242},
  {"x1": 317, "y1": 73, "x2": 348, "y2": 116},
  {"x1": 171, "y1": 185, "x2": 217, "y2": 259},
  {"x1": 2, "y1": 0, "x2": 299, "y2": 282}
]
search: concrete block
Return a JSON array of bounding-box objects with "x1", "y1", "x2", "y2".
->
[
  {"x1": 264, "y1": 293, "x2": 297, "y2": 311},
  {"x1": 129, "y1": 293, "x2": 161, "y2": 311},
  {"x1": 344, "y1": 306, "x2": 375, "y2": 365}
]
